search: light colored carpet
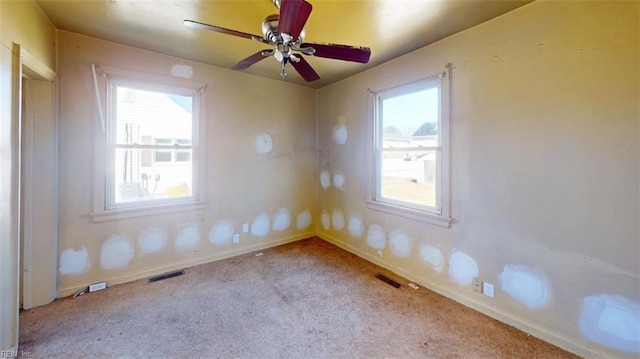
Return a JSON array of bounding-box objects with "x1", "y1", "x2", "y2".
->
[{"x1": 20, "y1": 237, "x2": 578, "y2": 359}]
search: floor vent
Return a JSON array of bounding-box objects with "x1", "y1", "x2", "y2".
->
[
  {"x1": 374, "y1": 273, "x2": 402, "y2": 288},
  {"x1": 148, "y1": 270, "x2": 184, "y2": 283}
]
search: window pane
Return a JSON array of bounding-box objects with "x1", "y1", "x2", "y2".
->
[
  {"x1": 115, "y1": 148, "x2": 193, "y2": 203},
  {"x1": 113, "y1": 86, "x2": 195, "y2": 205},
  {"x1": 381, "y1": 87, "x2": 439, "y2": 149},
  {"x1": 381, "y1": 150, "x2": 437, "y2": 208},
  {"x1": 176, "y1": 149, "x2": 192, "y2": 162},
  {"x1": 176, "y1": 139, "x2": 192, "y2": 162},
  {"x1": 140, "y1": 135, "x2": 153, "y2": 167},
  {"x1": 116, "y1": 87, "x2": 193, "y2": 145},
  {"x1": 154, "y1": 138, "x2": 172, "y2": 162}
]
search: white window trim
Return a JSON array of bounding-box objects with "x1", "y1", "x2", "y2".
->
[
  {"x1": 90, "y1": 65, "x2": 208, "y2": 222},
  {"x1": 366, "y1": 63, "x2": 452, "y2": 228}
]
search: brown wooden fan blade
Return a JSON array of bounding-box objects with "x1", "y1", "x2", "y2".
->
[
  {"x1": 291, "y1": 56, "x2": 320, "y2": 82},
  {"x1": 278, "y1": 0, "x2": 312, "y2": 40},
  {"x1": 183, "y1": 20, "x2": 267, "y2": 43},
  {"x1": 302, "y1": 42, "x2": 371, "y2": 63},
  {"x1": 231, "y1": 50, "x2": 272, "y2": 71}
]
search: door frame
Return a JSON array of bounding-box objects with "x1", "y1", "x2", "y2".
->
[{"x1": 10, "y1": 42, "x2": 57, "y2": 345}]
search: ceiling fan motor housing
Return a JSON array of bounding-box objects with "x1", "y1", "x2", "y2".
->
[{"x1": 262, "y1": 15, "x2": 305, "y2": 45}]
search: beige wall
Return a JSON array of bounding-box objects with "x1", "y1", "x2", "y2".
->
[
  {"x1": 55, "y1": 31, "x2": 317, "y2": 296},
  {"x1": 0, "y1": 0, "x2": 56, "y2": 351},
  {"x1": 316, "y1": 1, "x2": 639, "y2": 358}
]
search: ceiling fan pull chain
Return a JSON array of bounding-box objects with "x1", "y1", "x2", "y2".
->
[{"x1": 280, "y1": 59, "x2": 288, "y2": 78}]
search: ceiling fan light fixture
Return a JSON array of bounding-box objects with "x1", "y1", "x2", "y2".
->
[{"x1": 274, "y1": 50, "x2": 284, "y2": 62}]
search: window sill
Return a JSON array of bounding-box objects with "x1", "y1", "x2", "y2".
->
[
  {"x1": 366, "y1": 200, "x2": 451, "y2": 228},
  {"x1": 90, "y1": 200, "x2": 208, "y2": 223}
]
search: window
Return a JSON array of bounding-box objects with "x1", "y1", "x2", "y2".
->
[
  {"x1": 369, "y1": 66, "x2": 451, "y2": 227},
  {"x1": 91, "y1": 65, "x2": 207, "y2": 221}
]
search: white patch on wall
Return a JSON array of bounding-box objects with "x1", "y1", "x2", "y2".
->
[
  {"x1": 272, "y1": 208, "x2": 291, "y2": 231},
  {"x1": 419, "y1": 243, "x2": 444, "y2": 273},
  {"x1": 170, "y1": 64, "x2": 194, "y2": 79},
  {"x1": 137, "y1": 227, "x2": 168, "y2": 254},
  {"x1": 320, "y1": 210, "x2": 331, "y2": 231},
  {"x1": 448, "y1": 250, "x2": 479, "y2": 285},
  {"x1": 100, "y1": 235, "x2": 134, "y2": 270},
  {"x1": 347, "y1": 215, "x2": 364, "y2": 238},
  {"x1": 251, "y1": 213, "x2": 271, "y2": 237},
  {"x1": 499, "y1": 264, "x2": 552, "y2": 310},
  {"x1": 579, "y1": 294, "x2": 640, "y2": 354},
  {"x1": 174, "y1": 223, "x2": 200, "y2": 250},
  {"x1": 331, "y1": 209, "x2": 345, "y2": 231},
  {"x1": 255, "y1": 133, "x2": 274, "y2": 154},
  {"x1": 332, "y1": 171, "x2": 345, "y2": 190},
  {"x1": 389, "y1": 230, "x2": 412, "y2": 258},
  {"x1": 366, "y1": 224, "x2": 387, "y2": 250},
  {"x1": 319, "y1": 170, "x2": 332, "y2": 190},
  {"x1": 209, "y1": 220, "x2": 235, "y2": 245},
  {"x1": 333, "y1": 124, "x2": 348, "y2": 145},
  {"x1": 296, "y1": 210, "x2": 312, "y2": 230},
  {"x1": 59, "y1": 246, "x2": 91, "y2": 275}
]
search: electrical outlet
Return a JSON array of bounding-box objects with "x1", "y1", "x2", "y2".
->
[
  {"x1": 232, "y1": 233, "x2": 240, "y2": 243},
  {"x1": 483, "y1": 282, "x2": 495, "y2": 298},
  {"x1": 242, "y1": 223, "x2": 249, "y2": 233},
  {"x1": 472, "y1": 277, "x2": 482, "y2": 293}
]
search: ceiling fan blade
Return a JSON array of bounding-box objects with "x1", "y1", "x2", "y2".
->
[
  {"x1": 291, "y1": 56, "x2": 320, "y2": 82},
  {"x1": 278, "y1": 0, "x2": 312, "y2": 40},
  {"x1": 184, "y1": 20, "x2": 267, "y2": 43},
  {"x1": 302, "y1": 42, "x2": 371, "y2": 63},
  {"x1": 231, "y1": 50, "x2": 272, "y2": 71}
]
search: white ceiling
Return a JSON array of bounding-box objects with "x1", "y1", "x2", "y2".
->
[{"x1": 36, "y1": 0, "x2": 532, "y2": 88}]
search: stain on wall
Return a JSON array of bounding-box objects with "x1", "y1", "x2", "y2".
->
[
  {"x1": 100, "y1": 235, "x2": 134, "y2": 270},
  {"x1": 59, "y1": 247, "x2": 91, "y2": 275},
  {"x1": 254, "y1": 133, "x2": 273, "y2": 154},
  {"x1": 296, "y1": 210, "x2": 312, "y2": 230},
  {"x1": 332, "y1": 171, "x2": 345, "y2": 190},
  {"x1": 320, "y1": 210, "x2": 331, "y2": 231},
  {"x1": 366, "y1": 224, "x2": 387, "y2": 250},
  {"x1": 388, "y1": 230, "x2": 412, "y2": 258},
  {"x1": 272, "y1": 208, "x2": 291, "y2": 231},
  {"x1": 448, "y1": 250, "x2": 478, "y2": 285},
  {"x1": 251, "y1": 214, "x2": 270, "y2": 237},
  {"x1": 137, "y1": 227, "x2": 169, "y2": 254},
  {"x1": 174, "y1": 223, "x2": 201, "y2": 250},
  {"x1": 209, "y1": 220, "x2": 235, "y2": 245},
  {"x1": 499, "y1": 264, "x2": 552, "y2": 310},
  {"x1": 579, "y1": 294, "x2": 640, "y2": 354},
  {"x1": 170, "y1": 64, "x2": 193, "y2": 79},
  {"x1": 347, "y1": 214, "x2": 364, "y2": 238},
  {"x1": 419, "y1": 243, "x2": 444, "y2": 273},
  {"x1": 332, "y1": 124, "x2": 348, "y2": 145},
  {"x1": 331, "y1": 209, "x2": 345, "y2": 231},
  {"x1": 319, "y1": 170, "x2": 331, "y2": 190}
]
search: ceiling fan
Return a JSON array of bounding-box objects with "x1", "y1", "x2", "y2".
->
[{"x1": 183, "y1": 0, "x2": 371, "y2": 82}]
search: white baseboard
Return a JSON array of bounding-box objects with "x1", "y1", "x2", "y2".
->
[
  {"x1": 317, "y1": 231, "x2": 605, "y2": 359},
  {"x1": 57, "y1": 232, "x2": 313, "y2": 298}
]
